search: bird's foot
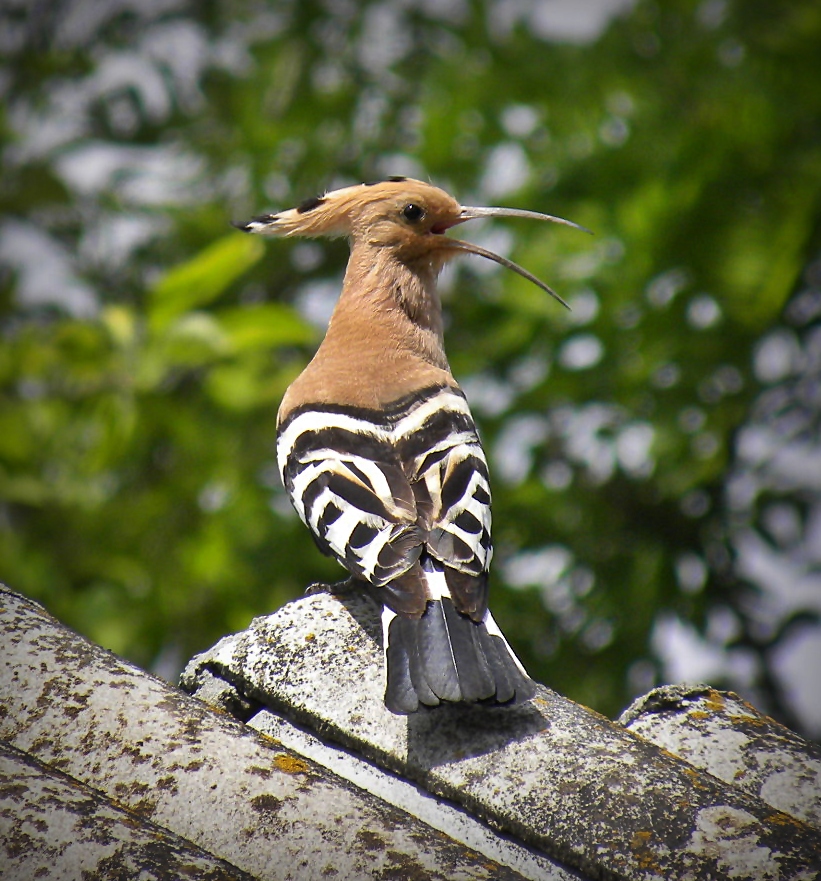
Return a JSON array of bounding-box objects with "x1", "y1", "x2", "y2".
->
[{"x1": 304, "y1": 577, "x2": 359, "y2": 597}]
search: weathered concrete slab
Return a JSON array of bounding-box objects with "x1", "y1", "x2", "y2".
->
[
  {"x1": 620, "y1": 683, "x2": 821, "y2": 831},
  {"x1": 249, "y1": 708, "x2": 575, "y2": 881},
  {"x1": 182, "y1": 589, "x2": 821, "y2": 881},
  {"x1": 0, "y1": 585, "x2": 529, "y2": 881},
  {"x1": 0, "y1": 741, "x2": 254, "y2": 881}
]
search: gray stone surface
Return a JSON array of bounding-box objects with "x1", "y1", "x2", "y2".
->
[
  {"x1": 182, "y1": 589, "x2": 821, "y2": 881},
  {"x1": 620, "y1": 683, "x2": 821, "y2": 831},
  {"x1": 250, "y1": 708, "x2": 575, "y2": 881},
  {"x1": 0, "y1": 741, "x2": 253, "y2": 881},
  {"x1": 0, "y1": 585, "x2": 529, "y2": 881}
]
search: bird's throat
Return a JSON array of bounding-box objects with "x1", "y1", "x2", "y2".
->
[{"x1": 334, "y1": 244, "x2": 449, "y2": 368}]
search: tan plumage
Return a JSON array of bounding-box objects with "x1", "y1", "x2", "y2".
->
[{"x1": 236, "y1": 177, "x2": 586, "y2": 713}]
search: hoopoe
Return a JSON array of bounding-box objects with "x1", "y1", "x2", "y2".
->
[{"x1": 235, "y1": 177, "x2": 585, "y2": 714}]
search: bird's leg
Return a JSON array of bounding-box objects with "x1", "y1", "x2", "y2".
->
[{"x1": 303, "y1": 576, "x2": 361, "y2": 597}]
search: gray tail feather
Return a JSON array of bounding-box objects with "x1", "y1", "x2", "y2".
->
[{"x1": 384, "y1": 598, "x2": 536, "y2": 715}]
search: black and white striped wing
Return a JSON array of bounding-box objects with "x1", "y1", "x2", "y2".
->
[
  {"x1": 395, "y1": 389, "x2": 492, "y2": 574},
  {"x1": 395, "y1": 388, "x2": 493, "y2": 618},
  {"x1": 423, "y1": 440, "x2": 493, "y2": 576},
  {"x1": 277, "y1": 408, "x2": 423, "y2": 587}
]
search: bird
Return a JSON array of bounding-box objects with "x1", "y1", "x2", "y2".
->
[{"x1": 234, "y1": 176, "x2": 586, "y2": 714}]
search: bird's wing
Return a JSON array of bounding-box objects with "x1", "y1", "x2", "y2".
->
[
  {"x1": 396, "y1": 388, "x2": 493, "y2": 620},
  {"x1": 277, "y1": 389, "x2": 493, "y2": 620},
  {"x1": 277, "y1": 407, "x2": 424, "y2": 590}
]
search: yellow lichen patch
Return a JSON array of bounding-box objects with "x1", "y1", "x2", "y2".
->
[
  {"x1": 738, "y1": 696, "x2": 766, "y2": 714},
  {"x1": 274, "y1": 753, "x2": 311, "y2": 775},
  {"x1": 256, "y1": 731, "x2": 282, "y2": 748},
  {"x1": 655, "y1": 744, "x2": 683, "y2": 762},
  {"x1": 683, "y1": 766, "x2": 713, "y2": 791},
  {"x1": 703, "y1": 690, "x2": 726, "y2": 712},
  {"x1": 729, "y1": 710, "x2": 778, "y2": 729},
  {"x1": 766, "y1": 811, "x2": 805, "y2": 829},
  {"x1": 630, "y1": 830, "x2": 661, "y2": 871},
  {"x1": 304, "y1": 632, "x2": 316, "y2": 642},
  {"x1": 687, "y1": 710, "x2": 709, "y2": 721}
]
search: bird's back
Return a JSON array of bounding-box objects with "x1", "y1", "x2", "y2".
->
[{"x1": 277, "y1": 378, "x2": 535, "y2": 712}]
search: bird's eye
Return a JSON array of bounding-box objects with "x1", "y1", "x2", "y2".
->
[{"x1": 402, "y1": 203, "x2": 425, "y2": 223}]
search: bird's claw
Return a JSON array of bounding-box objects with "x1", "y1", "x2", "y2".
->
[{"x1": 304, "y1": 577, "x2": 358, "y2": 597}]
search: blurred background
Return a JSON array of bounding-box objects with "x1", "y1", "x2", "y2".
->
[{"x1": 1, "y1": 0, "x2": 820, "y2": 738}]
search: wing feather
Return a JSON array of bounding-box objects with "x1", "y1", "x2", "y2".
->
[
  {"x1": 396, "y1": 390, "x2": 493, "y2": 619},
  {"x1": 278, "y1": 411, "x2": 423, "y2": 588},
  {"x1": 278, "y1": 388, "x2": 493, "y2": 619}
]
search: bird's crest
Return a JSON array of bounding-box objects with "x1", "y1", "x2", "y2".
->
[{"x1": 233, "y1": 178, "x2": 456, "y2": 238}]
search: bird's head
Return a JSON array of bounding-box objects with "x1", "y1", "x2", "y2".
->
[{"x1": 234, "y1": 177, "x2": 589, "y2": 307}]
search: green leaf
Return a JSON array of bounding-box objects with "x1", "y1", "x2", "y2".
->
[
  {"x1": 214, "y1": 303, "x2": 316, "y2": 351},
  {"x1": 148, "y1": 234, "x2": 265, "y2": 331}
]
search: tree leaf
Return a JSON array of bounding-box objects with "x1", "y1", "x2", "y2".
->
[{"x1": 148, "y1": 234, "x2": 264, "y2": 331}]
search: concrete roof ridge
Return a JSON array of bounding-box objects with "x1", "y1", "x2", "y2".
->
[
  {"x1": 0, "y1": 584, "x2": 531, "y2": 881},
  {"x1": 181, "y1": 589, "x2": 821, "y2": 881},
  {"x1": 3, "y1": 582, "x2": 820, "y2": 881}
]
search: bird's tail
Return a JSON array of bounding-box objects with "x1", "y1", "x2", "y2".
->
[{"x1": 381, "y1": 598, "x2": 537, "y2": 715}]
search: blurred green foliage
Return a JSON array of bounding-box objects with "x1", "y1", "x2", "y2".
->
[{"x1": 1, "y1": 0, "x2": 820, "y2": 728}]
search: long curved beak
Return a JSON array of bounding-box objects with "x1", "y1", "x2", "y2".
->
[
  {"x1": 435, "y1": 237, "x2": 569, "y2": 308},
  {"x1": 458, "y1": 205, "x2": 592, "y2": 235},
  {"x1": 432, "y1": 205, "x2": 591, "y2": 309}
]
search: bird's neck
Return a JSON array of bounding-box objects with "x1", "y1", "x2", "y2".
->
[
  {"x1": 325, "y1": 242, "x2": 450, "y2": 371},
  {"x1": 278, "y1": 243, "x2": 456, "y2": 418}
]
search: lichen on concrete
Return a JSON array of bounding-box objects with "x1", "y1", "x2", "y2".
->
[
  {"x1": 620, "y1": 684, "x2": 821, "y2": 832},
  {"x1": 0, "y1": 585, "x2": 530, "y2": 881},
  {"x1": 0, "y1": 740, "x2": 252, "y2": 880},
  {"x1": 182, "y1": 591, "x2": 821, "y2": 881}
]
